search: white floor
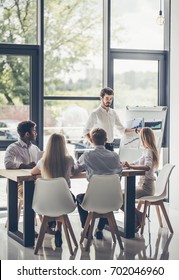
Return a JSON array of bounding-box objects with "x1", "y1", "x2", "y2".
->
[
  {"x1": 0, "y1": 175, "x2": 179, "y2": 260},
  {"x1": 0, "y1": 202, "x2": 179, "y2": 260}
]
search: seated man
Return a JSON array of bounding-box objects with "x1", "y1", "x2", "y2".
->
[
  {"x1": 4, "y1": 120, "x2": 41, "y2": 235},
  {"x1": 74, "y1": 128, "x2": 123, "y2": 240}
]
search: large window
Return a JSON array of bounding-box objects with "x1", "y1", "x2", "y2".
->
[
  {"x1": 44, "y1": 99, "x2": 100, "y2": 159},
  {"x1": 0, "y1": 55, "x2": 30, "y2": 139},
  {"x1": 44, "y1": 0, "x2": 103, "y2": 149},
  {"x1": 0, "y1": 0, "x2": 170, "y2": 209},
  {"x1": 44, "y1": 0, "x2": 103, "y2": 99},
  {"x1": 0, "y1": 0, "x2": 37, "y2": 44},
  {"x1": 111, "y1": 0, "x2": 164, "y2": 50},
  {"x1": 112, "y1": 59, "x2": 158, "y2": 128}
]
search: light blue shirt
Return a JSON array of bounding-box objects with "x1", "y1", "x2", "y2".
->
[{"x1": 74, "y1": 146, "x2": 122, "y2": 181}]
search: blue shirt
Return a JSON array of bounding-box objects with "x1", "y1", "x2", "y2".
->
[{"x1": 74, "y1": 146, "x2": 122, "y2": 181}]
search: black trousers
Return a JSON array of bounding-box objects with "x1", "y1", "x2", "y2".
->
[{"x1": 76, "y1": 193, "x2": 108, "y2": 231}]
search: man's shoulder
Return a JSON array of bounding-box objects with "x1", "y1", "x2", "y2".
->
[
  {"x1": 6, "y1": 141, "x2": 19, "y2": 150},
  {"x1": 90, "y1": 106, "x2": 101, "y2": 114}
]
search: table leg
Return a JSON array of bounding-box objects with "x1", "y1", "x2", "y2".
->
[
  {"x1": 7, "y1": 179, "x2": 35, "y2": 247},
  {"x1": 124, "y1": 176, "x2": 135, "y2": 238},
  {"x1": 8, "y1": 180, "x2": 18, "y2": 232},
  {"x1": 23, "y1": 180, "x2": 35, "y2": 247}
]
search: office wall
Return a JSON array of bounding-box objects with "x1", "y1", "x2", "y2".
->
[{"x1": 170, "y1": 0, "x2": 179, "y2": 209}]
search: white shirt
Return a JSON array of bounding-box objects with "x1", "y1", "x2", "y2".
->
[
  {"x1": 83, "y1": 106, "x2": 125, "y2": 143},
  {"x1": 4, "y1": 138, "x2": 40, "y2": 169},
  {"x1": 133, "y1": 148, "x2": 156, "y2": 180}
]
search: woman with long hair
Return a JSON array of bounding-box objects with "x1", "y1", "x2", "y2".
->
[
  {"x1": 31, "y1": 133, "x2": 75, "y2": 247},
  {"x1": 123, "y1": 127, "x2": 159, "y2": 229},
  {"x1": 124, "y1": 127, "x2": 159, "y2": 198}
]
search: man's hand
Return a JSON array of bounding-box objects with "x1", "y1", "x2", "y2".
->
[{"x1": 19, "y1": 162, "x2": 36, "y2": 169}]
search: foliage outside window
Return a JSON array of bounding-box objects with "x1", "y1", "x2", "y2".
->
[
  {"x1": 44, "y1": 0, "x2": 103, "y2": 98},
  {"x1": 0, "y1": 0, "x2": 37, "y2": 44}
]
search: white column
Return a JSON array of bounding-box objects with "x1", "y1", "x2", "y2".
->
[{"x1": 170, "y1": 0, "x2": 179, "y2": 209}]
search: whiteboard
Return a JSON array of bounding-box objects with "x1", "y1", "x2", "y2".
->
[{"x1": 119, "y1": 106, "x2": 167, "y2": 162}]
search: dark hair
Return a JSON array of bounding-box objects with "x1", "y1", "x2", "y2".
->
[
  {"x1": 17, "y1": 120, "x2": 36, "y2": 138},
  {"x1": 91, "y1": 128, "x2": 107, "y2": 145},
  {"x1": 100, "y1": 87, "x2": 114, "y2": 98}
]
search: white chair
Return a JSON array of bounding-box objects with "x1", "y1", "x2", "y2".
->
[
  {"x1": 137, "y1": 163, "x2": 175, "y2": 235},
  {"x1": 80, "y1": 174, "x2": 124, "y2": 251},
  {"x1": 32, "y1": 177, "x2": 78, "y2": 255}
]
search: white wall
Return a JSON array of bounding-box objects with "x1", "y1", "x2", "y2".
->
[{"x1": 169, "y1": 0, "x2": 179, "y2": 209}]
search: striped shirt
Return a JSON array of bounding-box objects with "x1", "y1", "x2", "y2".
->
[{"x1": 74, "y1": 146, "x2": 122, "y2": 181}]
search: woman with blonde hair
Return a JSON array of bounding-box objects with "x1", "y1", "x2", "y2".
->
[
  {"x1": 31, "y1": 133, "x2": 75, "y2": 247},
  {"x1": 124, "y1": 127, "x2": 159, "y2": 198},
  {"x1": 123, "y1": 127, "x2": 159, "y2": 229}
]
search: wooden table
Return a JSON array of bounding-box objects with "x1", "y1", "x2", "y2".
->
[
  {"x1": 72, "y1": 169, "x2": 145, "y2": 239},
  {"x1": 0, "y1": 168, "x2": 145, "y2": 247},
  {"x1": 0, "y1": 169, "x2": 36, "y2": 247}
]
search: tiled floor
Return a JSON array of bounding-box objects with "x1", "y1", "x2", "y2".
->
[{"x1": 0, "y1": 202, "x2": 179, "y2": 260}]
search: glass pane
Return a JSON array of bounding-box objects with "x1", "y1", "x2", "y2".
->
[
  {"x1": 44, "y1": 0, "x2": 103, "y2": 97},
  {"x1": 111, "y1": 0, "x2": 164, "y2": 50},
  {"x1": 113, "y1": 59, "x2": 158, "y2": 127},
  {"x1": 0, "y1": 151, "x2": 6, "y2": 208},
  {"x1": 44, "y1": 100, "x2": 100, "y2": 159},
  {"x1": 0, "y1": 0, "x2": 37, "y2": 44},
  {"x1": 0, "y1": 55, "x2": 30, "y2": 143}
]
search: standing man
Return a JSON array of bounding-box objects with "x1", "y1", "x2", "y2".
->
[
  {"x1": 84, "y1": 87, "x2": 138, "y2": 151},
  {"x1": 74, "y1": 128, "x2": 123, "y2": 240}
]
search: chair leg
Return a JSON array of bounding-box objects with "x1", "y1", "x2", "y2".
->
[
  {"x1": 38, "y1": 214, "x2": 43, "y2": 223},
  {"x1": 159, "y1": 201, "x2": 174, "y2": 233},
  {"x1": 110, "y1": 212, "x2": 124, "y2": 250},
  {"x1": 107, "y1": 214, "x2": 116, "y2": 243},
  {"x1": 34, "y1": 216, "x2": 48, "y2": 254},
  {"x1": 62, "y1": 216, "x2": 73, "y2": 255},
  {"x1": 155, "y1": 205, "x2": 163, "y2": 227},
  {"x1": 137, "y1": 200, "x2": 143, "y2": 211},
  {"x1": 140, "y1": 201, "x2": 149, "y2": 235},
  {"x1": 65, "y1": 215, "x2": 78, "y2": 248},
  {"x1": 85, "y1": 214, "x2": 95, "y2": 251},
  {"x1": 80, "y1": 212, "x2": 93, "y2": 244}
]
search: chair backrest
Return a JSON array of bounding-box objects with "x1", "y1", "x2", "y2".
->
[
  {"x1": 32, "y1": 177, "x2": 76, "y2": 217},
  {"x1": 155, "y1": 163, "x2": 175, "y2": 198},
  {"x1": 81, "y1": 174, "x2": 123, "y2": 214}
]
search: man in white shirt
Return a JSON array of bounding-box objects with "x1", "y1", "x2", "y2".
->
[
  {"x1": 4, "y1": 121, "x2": 40, "y2": 236},
  {"x1": 4, "y1": 120, "x2": 40, "y2": 198},
  {"x1": 84, "y1": 87, "x2": 138, "y2": 151}
]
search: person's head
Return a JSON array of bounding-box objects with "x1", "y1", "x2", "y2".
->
[
  {"x1": 100, "y1": 87, "x2": 114, "y2": 108},
  {"x1": 42, "y1": 133, "x2": 69, "y2": 178},
  {"x1": 140, "y1": 127, "x2": 159, "y2": 168},
  {"x1": 17, "y1": 120, "x2": 37, "y2": 142},
  {"x1": 90, "y1": 128, "x2": 107, "y2": 146}
]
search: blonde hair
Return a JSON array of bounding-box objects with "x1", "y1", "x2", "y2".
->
[
  {"x1": 41, "y1": 133, "x2": 69, "y2": 178},
  {"x1": 140, "y1": 127, "x2": 159, "y2": 168}
]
